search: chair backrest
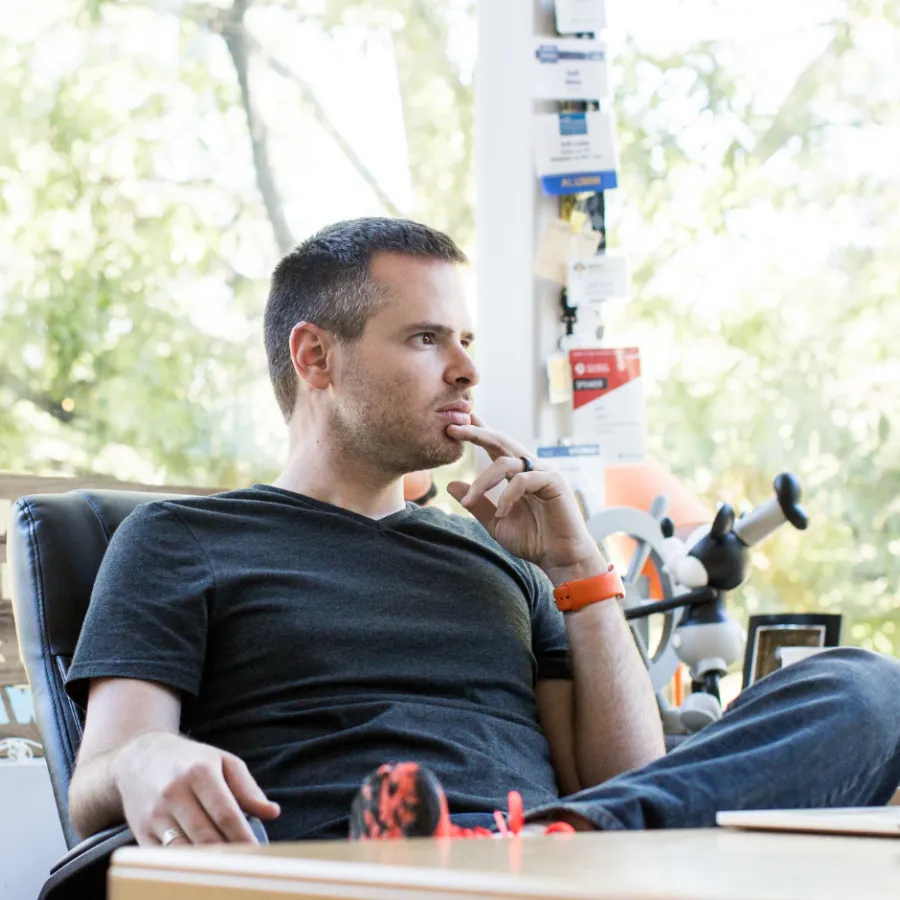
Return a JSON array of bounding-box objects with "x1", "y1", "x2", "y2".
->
[{"x1": 8, "y1": 490, "x2": 187, "y2": 848}]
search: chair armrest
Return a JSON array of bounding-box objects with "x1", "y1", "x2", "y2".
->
[
  {"x1": 39, "y1": 817, "x2": 269, "y2": 900},
  {"x1": 40, "y1": 824, "x2": 135, "y2": 900}
]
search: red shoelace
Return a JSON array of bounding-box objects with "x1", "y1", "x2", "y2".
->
[{"x1": 438, "y1": 791, "x2": 576, "y2": 838}]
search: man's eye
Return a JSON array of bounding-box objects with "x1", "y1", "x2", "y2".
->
[{"x1": 418, "y1": 333, "x2": 436, "y2": 345}]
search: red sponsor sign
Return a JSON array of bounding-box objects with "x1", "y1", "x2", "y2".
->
[{"x1": 570, "y1": 347, "x2": 641, "y2": 410}]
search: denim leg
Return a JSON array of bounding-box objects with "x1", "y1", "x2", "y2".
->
[
  {"x1": 450, "y1": 812, "x2": 497, "y2": 830},
  {"x1": 526, "y1": 648, "x2": 900, "y2": 831}
]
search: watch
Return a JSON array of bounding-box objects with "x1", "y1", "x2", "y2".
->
[{"x1": 553, "y1": 565, "x2": 626, "y2": 613}]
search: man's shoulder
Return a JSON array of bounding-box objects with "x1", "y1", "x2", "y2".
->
[
  {"x1": 124, "y1": 486, "x2": 253, "y2": 514},
  {"x1": 121, "y1": 487, "x2": 285, "y2": 532},
  {"x1": 156, "y1": 486, "x2": 266, "y2": 510}
]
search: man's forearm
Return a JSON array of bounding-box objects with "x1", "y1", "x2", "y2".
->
[
  {"x1": 549, "y1": 555, "x2": 665, "y2": 788},
  {"x1": 69, "y1": 748, "x2": 125, "y2": 839}
]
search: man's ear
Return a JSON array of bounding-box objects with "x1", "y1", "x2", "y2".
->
[{"x1": 289, "y1": 322, "x2": 335, "y2": 392}]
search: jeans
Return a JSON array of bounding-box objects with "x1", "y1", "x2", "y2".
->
[{"x1": 515, "y1": 648, "x2": 900, "y2": 831}]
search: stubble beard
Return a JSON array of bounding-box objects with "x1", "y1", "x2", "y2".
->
[{"x1": 331, "y1": 397, "x2": 463, "y2": 475}]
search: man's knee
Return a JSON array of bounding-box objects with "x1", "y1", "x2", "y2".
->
[{"x1": 801, "y1": 647, "x2": 900, "y2": 731}]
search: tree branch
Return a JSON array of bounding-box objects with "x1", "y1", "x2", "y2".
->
[
  {"x1": 133, "y1": 0, "x2": 404, "y2": 231},
  {"x1": 408, "y1": 0, "x2": 474, "y2": 237},
  {"x1": 0, "y1": 364, "x2": 77, "y2": 424},
  {"x1": 411, "y1": 0, "x2": 470, "y2": 103},
  {"x1": 219, "y1": 0, "x2": 295, "y2": 254},
  {"x1": 246, "y1": 33, "x2": 402, "y2": 218},
  {"x1": 752, "y1": 26, "x2": 848, "y2": 163}
]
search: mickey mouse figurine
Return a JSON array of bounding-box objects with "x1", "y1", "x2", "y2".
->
[{"x1": 659, "y1": 474, "x2": 809, "y2": 732}]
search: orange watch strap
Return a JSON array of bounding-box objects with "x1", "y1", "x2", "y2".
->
[{"x1": 553, "y1": 565, "x2": 626, "y2": 613}]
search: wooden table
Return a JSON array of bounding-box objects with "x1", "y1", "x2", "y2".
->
[{"x1": 108, "y1": 828, "x2": 900, "y2": 900}]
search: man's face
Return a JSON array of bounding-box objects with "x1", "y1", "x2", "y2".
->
[{"x1": 329, "y1": 252, "x2": 478, "y2": 474}]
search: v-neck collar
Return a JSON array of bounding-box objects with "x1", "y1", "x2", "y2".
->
[{"x1": 251, "y1": 483, "x2": 417, "y2": 530}]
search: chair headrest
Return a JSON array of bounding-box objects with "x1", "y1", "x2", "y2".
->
[{"x1": 10, "y1": 490, "x2": 187, "y2": 657}]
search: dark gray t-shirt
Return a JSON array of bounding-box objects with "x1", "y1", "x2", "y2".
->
[{"x1": 66, "y1": 485, "x2": 572, "y2": 840}]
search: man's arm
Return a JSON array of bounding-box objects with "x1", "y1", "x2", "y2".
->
[
  {"x1": 535, "y1": 679, "x2": 582, "y2": 795},
  {"x1": 445, "y1": 415, "x2": 664, "y2": 792},
  {"x1": 544, "y1": 553, "x2": 665, "y2": 789},
  {"x1": 70, "y1": 677, "x2": 279, "y2": 845},
  {"x1": 69, "y1": 677, "x2": 179, "y2": 837}
]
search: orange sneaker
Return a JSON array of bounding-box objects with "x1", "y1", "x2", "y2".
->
[{"x1": 348, "y1": 762, "x2": 576, "y2": 840}]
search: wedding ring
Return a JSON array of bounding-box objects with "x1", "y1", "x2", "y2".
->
[{"x1": 161, "y1": 826, "x2": 187, "y2": 847}]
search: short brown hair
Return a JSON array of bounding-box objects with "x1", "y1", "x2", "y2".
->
[{"x1": 264, "y1": 217, "x2": 467, "y2": 420}]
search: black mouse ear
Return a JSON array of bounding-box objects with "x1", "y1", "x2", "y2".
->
[
  {"x1": 711, "y1": 504, "x2": 735, "y2": 539},
  {"x1": 660, "y1": 517, "x2": 675, "y2": 539},
  {"x1": 774, "y1": 472, "x2": 809, "y2": 530}
]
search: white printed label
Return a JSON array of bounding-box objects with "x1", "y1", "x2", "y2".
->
[
  {"x1": 534, "y1": 111, "x2": 619, "y2": 196},
  {"x1": 533, "y1": 38, "x2": 610, "y2": 101},
  {"x1": 566, "y1": 251, "x2": 630, "y2": 305}
]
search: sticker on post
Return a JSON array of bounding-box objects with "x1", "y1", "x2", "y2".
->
[
  {"x1": 534, "y1": 111, "x2": 619, "y2": 196},
  {"x1": 566, "y1": 251, "x2": 630, "y2": 306},
  {"x1": 546, "y1": 352, "x2": 573, "y2": 405},
  {"x1": 554, "y1": 0, "x2": 607, "y2": 35},
  {"x1": 569, "y1": 347, "x2": 645, "y2": 464},
  {"x1": 534, "y1": 217, "x2": 602, "y2": 284},
  {"x1": 533, "y1": 38, "x2": 610, "y2": 101}
]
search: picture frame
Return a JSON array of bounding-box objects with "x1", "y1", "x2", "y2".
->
[{"x1": 742, "y1": 613, "x2": 842, "y2": 688}]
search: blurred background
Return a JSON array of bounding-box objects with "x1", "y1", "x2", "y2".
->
[{"x1": 0, "y1": 0, "x2": 898, "y2": 655}]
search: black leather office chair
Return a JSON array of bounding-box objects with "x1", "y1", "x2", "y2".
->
[{"x1": 7, "y1": 489, "x2": 266, "y2": 900}]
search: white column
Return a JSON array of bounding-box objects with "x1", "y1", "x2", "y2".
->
[{"x1": 475, "y1": 0, "x2": 568, "y2": 448}]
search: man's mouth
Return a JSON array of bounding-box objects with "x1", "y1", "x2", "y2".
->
[{"x1": 436, "y1": 401, "x2": 472, "y2": 426}]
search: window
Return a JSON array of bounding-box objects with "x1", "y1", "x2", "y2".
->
[{"x1": 610, "y1": 0, "x2": 899, "y2": 654}]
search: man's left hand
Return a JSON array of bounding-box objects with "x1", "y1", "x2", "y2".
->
[{"x1": 446, "y1": 415, "x2": 604, "y2": 582}]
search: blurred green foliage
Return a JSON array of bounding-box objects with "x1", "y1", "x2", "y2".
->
[
  {"x1": 612, "y1": 2, "x2": 900, "y2": 654},
  {"x1": 0, "y1": 0, "x2": 895, "y2": 653}
]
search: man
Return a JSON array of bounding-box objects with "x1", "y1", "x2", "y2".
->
[{"x1": 67, "y1": 218, "x2": 900, "y2": 848}]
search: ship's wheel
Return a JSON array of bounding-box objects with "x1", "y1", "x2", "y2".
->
[{"x1": 585, "y1": 504, "x2": 683, "y2": 693}]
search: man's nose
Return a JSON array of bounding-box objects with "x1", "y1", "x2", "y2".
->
[{"x1": 447, "y1": 346, "x2": 479, "y2": 388}]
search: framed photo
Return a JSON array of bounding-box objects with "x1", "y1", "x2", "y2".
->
[{"x1": 742, "y1": 614, "x2": 842, "y2": 688}]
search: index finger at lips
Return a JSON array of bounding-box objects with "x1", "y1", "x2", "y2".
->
[{"x1": 453, "y1": 421, "x2": 532, "y2": 461}]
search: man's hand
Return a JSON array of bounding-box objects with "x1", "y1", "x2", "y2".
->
[
  {"x1": 446, "y1": 414, "x2": 605, "y2": 582},
  {"x1": 448, "y1": 417, "x2": 665, "y2": 784},
  {"x1": 113, "y1": 731, "x2": 280, "y2": 846}
]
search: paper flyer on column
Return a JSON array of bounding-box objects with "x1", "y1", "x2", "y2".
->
[{"x1": 570, "y1": 347, "x2": 646, "y2": 464}]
